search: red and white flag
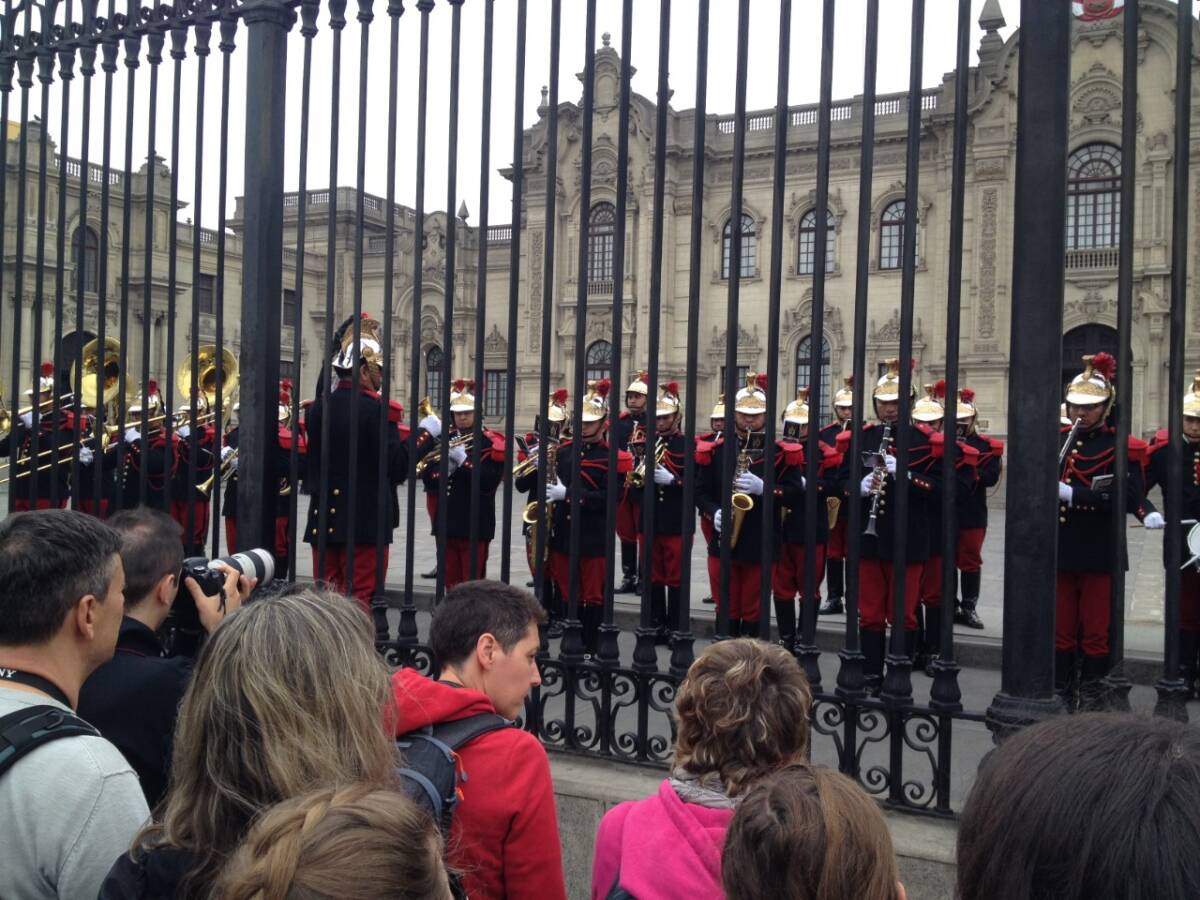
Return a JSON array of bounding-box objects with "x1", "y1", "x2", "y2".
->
[{"x1": 1073, "y1": 0, "x2": 1125, "y2": 21}]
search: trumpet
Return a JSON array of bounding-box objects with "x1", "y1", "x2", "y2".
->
[
  {"x1": 196, "y1": 448, "x2": 238, "y2": 499},
  {"x1": 415, "y1": 432, "x2": 473, "y2": 475},
  {"x1": 729, "y1": 435, "x2": 757, "y2": 549},
  {"x1": 512, "y1": 444, "x2": 542, "y2": 481},
  {"x1": 628, "y1": 436, "x2": 667, "y2": 489}
]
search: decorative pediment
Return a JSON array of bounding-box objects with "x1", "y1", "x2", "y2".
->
[
  {"x1": 710, "y1": 323, "x2": 760, "y2": 352},
  {"x1": 483, "y1": 323, "x2": 507, "y2": 355},
  {"x1": 869, "y1": 309, "x2": 924, "y2": 344},
  {"x1": 783, "y1": 290, "x2": 844, "y2": 346},
  {"x1": 785, "y1": 187, "x2": 846, "y2": 238}
]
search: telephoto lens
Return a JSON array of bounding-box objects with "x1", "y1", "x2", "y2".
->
[{"x1": 167, "y1": 549, "x2": 276, "y2": 657}]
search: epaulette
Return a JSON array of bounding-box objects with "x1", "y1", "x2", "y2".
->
[
  {"x1": 820, "y1": 442, "x2": 843, "y2": 472},
  {"x1": 487, "y1": 430, "x2": 507, "y2": 462},
  {"x1": 387, "y1": 399, "x2": 405, "y2": 424},
  {"x1": 777, "y1": 441, "x2": 805, "y2": 467},
  {"x1": 695, "y1": 440, "x2": 715, "y2": 465},
  {"x1": 617, "y1": 448, "x2": 634, "y2": 474},
  {"x1": 1128, "y1": 435, "x2": 1149, "y2": 465}
]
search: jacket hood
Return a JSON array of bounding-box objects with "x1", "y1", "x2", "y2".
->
[{"x1": 390, "y1": 667, "x2": 499, "y2": 734}]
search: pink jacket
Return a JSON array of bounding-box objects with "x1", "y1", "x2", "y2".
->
[{"x1": 591, "y1": 780, "x2": 734, "y2": 900}]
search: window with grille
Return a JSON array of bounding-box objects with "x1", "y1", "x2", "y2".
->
[
  {"x1": 795, "y1": 335, "x2": 831, "y2": 423},
  {"x1": 484, "y1": 369, "x2": 507, "y2": 419},
  {"x1": 797, "y1": 209, "x2": 834, "y2": 275},
  {"x1": 1065, "y1": 144, "x2": 1121, "y2": 251},
  {"x1": 283, "y1": 288, "x2": 297, "y2": 328},
  {"x1": 721, "y1": 213, "x2": 756, "y2": 280},
  {"x1": 879, "y1": 200, "x2": 917, "y2": 271},
  {"x1": 720, "y1": 366, "x2": 749, "y2": 392},
  {"x1": 196, "y1": 273, "x2": 216, "y2": 314},
  {"x1": 71, "y1": 226, "x2": 99, "y2": 294},
  {"x1": 425, "y1": 345, "x2": 444, "y2": 408},
  {"x1": 585, "y1": 339, "x2": 612, "y2": 383},
  {"x1": 587, "y1": 202, "x2": 616, "y2": 284}
]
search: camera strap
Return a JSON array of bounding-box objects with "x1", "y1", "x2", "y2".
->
[{"x1": 0, "y1": 668, "x2": 72, "y2": 708}]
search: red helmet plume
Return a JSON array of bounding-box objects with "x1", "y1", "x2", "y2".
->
[
  {"x1": 40, "y1": 362, "x2": 53, "y2": 377},
  {"x1": 664, "y1": 381, "x2": 679, "y2": 397},
  {"x1": 147, "y1": 380, "x2": 159, "y2": 395},
  {"x1": 1091, "y1": 352, "x2": 1116, "y2": 381},
  {"x1": 961, "y1": 388, "x2": 976, "y2": 403},
  {"x1": 933, "y1": 378, "x2": 946, "y2": 399},
  {"x1": 755, "y1": 373, "x2": 768, "y2": 391},
  {"x1": 594, "y1": 378, "x2": 611, "y2": 398},
  {"x1": 552, "y1": 388, "x2": 569, "y2": 405}
]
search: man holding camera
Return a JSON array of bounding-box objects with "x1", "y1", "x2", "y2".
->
[
  {"x1": 77, "y1": 507, "x2": 254, "y2": 808},
  {"x1": 0, "y1": 509, "x2": 149, "y2": 899}
]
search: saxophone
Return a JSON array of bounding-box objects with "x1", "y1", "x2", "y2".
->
[
  {"x1": 863, "y1": 423, "x2": 894, "y2": 537},
  {"x1": 729, "y1": 434, "x2": 757, "y2": 549},
  {"x1": 523, "y1": 438, "x2": 559, "y2": 569}
]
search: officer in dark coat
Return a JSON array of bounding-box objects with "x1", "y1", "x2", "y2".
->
[
  {"x1": 818, "y1": 376, "x2": 854, "y2": 615},
  {"x1": 119, "y1": 381, "x2": 177, "y2": 513},
  {"x1": 304, "y1": 315, "x2": 427, "y2": 635},
  {"x1": 696, "y1": 372, "x2": 805, "y2": 638},
  {"x1": 1136, "y1": 372, "x2": 1200, "y2": 692},
  {"x1": 952, "y1": 387, "x2": 1003, "y2": 629},
  {"x1": 773, "y1": 388, "x2": 843, "y2": 649},
  {"x1": 1055, "y1": 353, "x2": 1151, "y2": 710},
  {"x1": 1, "y1": 362, "x2": 73, "y2": 510},
  {"x1": 171, "y1": 401, "x2": 218, "y2": 555},
  {"x1": 74, "y1": 405, "x2": 119, "y2": 519},
  {"x1": 613, "y1": 370, "x2": 648, "y2": 594},
  {"x1": 417, "y1": 378, "x2": 506, "y2": 589}
]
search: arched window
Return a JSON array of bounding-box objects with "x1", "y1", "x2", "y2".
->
[
  {"x1": 585, "y1": 339, "x2": 612, "y2": 383},
  {"x1": 425, "y1": 345, "x2": 444, "y2": 408},
  {"x1": 798, "y1": 209, "x2": 834, "y2": 275},
  {"x1": 587, "y1": 202, "x2": 616, "y2": 284},
  {"x1": 1066, "y1": 144, "x2": 1121, "y2": 250},
  {"x1": 879, "y1": 200, "x2": 917, "y2": 270},
  {"x1": 71, "y1": 226, "x2": 99, "y2": 294},
  {"x1": 722, "y1": 213, "x2": 757, "y2": 280},
  {"x1": 795, "y1": 335, "x2": 832, "y2": 421}
]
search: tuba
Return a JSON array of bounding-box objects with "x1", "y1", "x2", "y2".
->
[
  {"x1": 177, "y1": 345, "x2": 238, "y2": 412},
  {"x1": 72, "y1": 337, "x2": 123, "y2": 410}
]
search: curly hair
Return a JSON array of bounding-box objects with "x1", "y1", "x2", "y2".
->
[
  {"x1": 722, "y1": 764, "x2": 900, "y2": 900},
  {"x1": 672, "y1": 639, "x2": 813, "y2": 797},
  {"x1": 213, "y1": 784, "x2": 451, "y2": 900}
]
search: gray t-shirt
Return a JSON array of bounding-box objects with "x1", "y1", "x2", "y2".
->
[{"x1": 0, "y1": 685, "x2": 150, "y2": 900}]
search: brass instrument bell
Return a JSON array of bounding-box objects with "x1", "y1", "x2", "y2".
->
[
  {"x1": 177, "y1": 345, "x2": 238, "y2": 411},
  {"x1": 72, "y1": 337, "x2": 123, "y2": 410}
]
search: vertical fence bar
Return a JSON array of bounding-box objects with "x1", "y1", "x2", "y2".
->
[
  {"x1": 433, "y1": 0, "x2": 464, "y2": 604},
  {"x1": 236, "y1": 0, "x2": 292, "y2": 551},
  {"x1": 758, "y1": 0, "x2": 791, "y2": 646},
  {"x1": 315, "y1": 0, "x2": 345, "y2": 582},
  {"x1": 467, "y1": 0, "x2": 493, "y2": 580},
  {"x1": 499, "y1": 0, "x2": 526, "y2": 586},
  {"x1": 113, "y1": 4, "x2": 138, "y2": 514},
  {"x1": 400, "y1": 0, "x2": 433, "y2": 643},
  {"x1": 670, "y1": 0, "x2": 705, "y2": 677},
  {"x1": 137, "y1": 22, "x2": 163, "y2": 506},
  {"x1": 372, "y1": 0, "x2": 400, "y2": 629},
  {"x1": 879, "y1": 0, "x2": 924, "y2": 711},
  {"x1": 8, "y1": 12, "x2": 32, "y2": 515},
  {"x1": 51, "y1": 5, "x2": 74, "y2": 511},
  {"x1": 94, "y1": 5, "x2": 117, "y2": 517},
  {"x1": 1153, "y1": 0, "x2": 1191, "y2": 720},
  {"x1": 72, "y1": 1, "x2": 94, "y2": 515},
  {"x1": 561, "y1": 0, "x2": 596, "y2": 665},
  {"x1": 717, "y1": 0, "x2": 750, "y2": 642},
  {"x1": 1105, "y1": 0, "x2": 1139, "y2": 710},
  {"x1": 166, "y1": 12, "x2": 186, "y2": 548},
  {"x1": 287, "y1": 0, "x2": 318, "y2": 579},
  {"x1": 986, "y1": 0, "x2": 1071, "y2": 738},
  {"x1": 531, "y1": 0, "x2": 561, "y2": 630},
  {"x1": 211, "y1": 12, "x2": 235, "y2": 555},
  {"x1": 29, "y1": 6, "x2": 55, "y2": 510},
  {"x1": 0, "y1": 0, "x2": 14, "y2": 513},
  {"x1": 797, "y1": 0, "x2": 833, "y2": 686},
  {"x1": 930, "y1": 0, "x2": 972, "y2": 713},
  {"x1": 189, "y1": 14, "x2": 211, "y2": 556},
  {"x1": 633, "y1": 0, "x2": 669, "y2": 672},
  {"x1": 342, "y1": 0, "x2": 373, "y2": 599}
]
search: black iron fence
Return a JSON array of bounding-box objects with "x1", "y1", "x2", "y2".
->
[{"x1": 0, "y1": 0, "x2": 1194, "y2": 817}]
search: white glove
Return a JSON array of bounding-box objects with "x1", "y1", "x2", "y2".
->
[
  {"x1": 19, "y1": 411, "x2": 32, "y2": 429},
  {"x1": 419, "y1": 415, "x2": 441, "y2": 439},
  {"x1": 448, "y1": 445, "x2": 468, "y2": 470},
  {"x1": 799, "y1": 475, "x2": 807, "y2": 490},
  {"x1": 734, "y1": 470, "x2": 764, "y2": 496},
  {"x1": 124, "y1": 427, "x2": 141, "y2": 444},
  {"x1": 1144, "y1": 511, "x2": 1166, "y2": 530},
  {"x1": 546, "y1": 479, "x2": 567, "y2": 503},
  {"x1": 713, "y1": 510, "x2": 723, "y2": 533},
  {"x1": 226, "y1": 454, "x2": 239, "y2": 473},
  {"x1": 860, "y1": 472, "x2": 876, "y2": 498},
  {"x1": 177, "y1": 424, "x2": 191, "y2": 440},
  {"x1": 1058, "y1": 482, "x2": 1074, "y2": 506},
  {"x1": 78, "y1": 445, "x2": 94, "y2": 466},
  {"x1": 884, "y1": 453, "x2": 897, "y2": 474},
  {"x1": 653, "y1": 464, "x2": 674, "y2": 486},
  {"x1": 220, "y1": 445, "x2": 235, "y2": 462}
]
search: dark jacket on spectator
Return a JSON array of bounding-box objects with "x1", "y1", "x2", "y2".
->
[
  {"x1": 78, "y1": 616, "x2": 192, "y2": 810},
  {"x1": 99, "y1": 846, "x2": 199, "y2": 900}
]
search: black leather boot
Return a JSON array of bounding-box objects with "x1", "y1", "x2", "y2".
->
[
  {"x1": 773, "y1": 597, "x2": 797, "y2": 650},
  {"x1": 1079, "y1": 654, "x2": 1110, "y2": 711},
  {"x1": 667, "y1": 587, "x2": 685, "y2": 636},
  {"x1": 1182, "y1": 630, "x2": 1200, "y2": 700},
  {"x1": 956, "y1": 570, "x2": 985, "y2": 629},
  {"x1": 581, "y1": 605, "x2": 603, "y2": 656},
  {"x1": 651, "y1": 585, "x2": 670, "y2": 644},
  {"x1": 922, "y1": 606, "x2": 942, "y2": 676},
  {"x1": 819, "y1": 558, "x2": 845, "y2": 615},
  {"x1": 862, "y1": 629, "x2": 887, "y2": 696},
  {"x1": 618, "y1": 541, "x2": 638, "y2": 593},
  {"x1": 1055, "y1": 650, "x2": 1079, "y2": 713}
]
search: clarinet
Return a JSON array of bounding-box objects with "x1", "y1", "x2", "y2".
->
[{"x1": 863, "y1": 423, "x2": 894, "y2": 537}]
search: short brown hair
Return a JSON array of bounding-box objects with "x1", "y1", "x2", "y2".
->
[
  {"x1": 722, "y1": 764, "x2": 900, "y2": 900},
  {"x1": 672, "y1": 639, "x2": 812, "y2": 797},
  {"x1": 430, "y1": 579, "x2": 546, "y2": 668},
  {"x1": 214, "y1": 784, "x2": 450, "y2": 900}
]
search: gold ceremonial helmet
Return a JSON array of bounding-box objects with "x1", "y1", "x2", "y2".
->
[
  {"x1": 1060, "y1": 403, "x2": 1072, "y2": 427},
  {"x1": 1184, "y1": 370, "x2": 1200, "y2": 418},
  {"x1": 873, "y1": 358, "x2": 916, "y2": 403},
  {"x1": 912, "y1": 383, "x2": 945, "y2": 423},
  {"x1": 656, "y1": 382, "x2": 681, "y2": 417},
  {"x1": 1064, "y1": 353, "x2": 1116, "y2": 414},
  {"x1": 833, "y1": 376, "x2": 854, "y2": 410},
  {"x1": 23, "y1": 362, "x2": 55, "y2": 399},
  {"x1": 626, "y1": 370, "x2": 649, "y2": 396},
  {"x1": 734, "y1": 372, "x2": 768, "y2": 414},
  {"x1": 448, "y1": 378, "x2": 476, "y2": 413},
  {"x1": 331, "y1": 314, "x2": 383, "y2": 372},
  {"x1": 784, "y1": 387, "x2": 810, "y2": 426},
  {"x1": 128, "y1": 380, "x2": 164, "y2": 418},
  {"x1": 547, "y1": 388, "x2": 569, "y2": 424},
  {"x1": 956, "y1": 387, "x2": 978, "y2": 428},
  {"x1": 581, "y1": 379, "x2": 611, "y2": 423},
  {"x1": 711, "y1": 392, "x2": 725, "y2": 421}
]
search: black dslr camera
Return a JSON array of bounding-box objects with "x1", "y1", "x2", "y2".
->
[{"x1": 164, "y1": 549, "x2": 276, "y2": 656}]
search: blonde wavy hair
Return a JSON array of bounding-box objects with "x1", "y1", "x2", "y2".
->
[
  {"x1": 672, "y1": 638, "x2": 812, "y2": 797},
  {"x1": 213, "y1": 784, "x2": 451, "y2": 900},
  {"x1": 130, "y1": 586, "x2": 399, "y2": 898}
]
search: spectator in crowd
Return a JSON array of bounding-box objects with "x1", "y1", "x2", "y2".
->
[
  {"x1": 591, "y1": 639, "x2": 813, "y2": 900},
  {"x1": 391, "y1": 579, "x2": 566, "y2": 900},
  {"x1": 100, "y1": 586, "x2": 398, "y2": 900},
  {"x1": 78, "y1": 507, "x2": 254, "y2": 809},
  {"x1": 958, "y1": 713, "x2": 1200, "y2": 900},
  {"x1": 721, "y1": 764, "x2": 906, "y2": 900},
  {"x1": 214, "y1": 783, "x2": 453, "y2": 900},
  {"x1": 0, "y1": 509, "x2": 150, "y2": 900}
]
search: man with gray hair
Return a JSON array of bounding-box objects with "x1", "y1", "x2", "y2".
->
[{"x1": 0, "y1": 509, "x2": 150, "y2": 899}]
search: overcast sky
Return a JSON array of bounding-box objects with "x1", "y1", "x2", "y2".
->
[{"x1": 40, "y1": 0, "x2": 1020, "y2": 231}]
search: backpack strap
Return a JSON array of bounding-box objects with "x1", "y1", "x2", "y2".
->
[
  {"x1": 430, "y1": 711, "x2": 512, "y2": 754},
  {"x1": 0, "y1": 705, "x2": 99, "y2": 778}
]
